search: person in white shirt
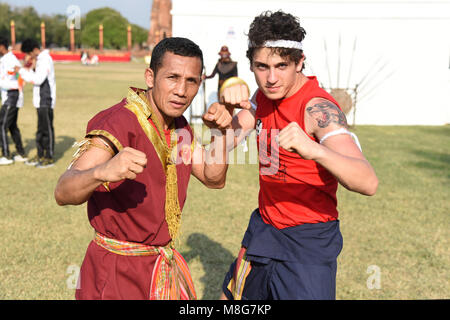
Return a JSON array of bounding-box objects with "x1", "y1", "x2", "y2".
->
[
  {"x1": 0, "y1": 37, "x2": 26, "y2": 165},
  {"x1": 17, "y1": 38, "x2": 56, "y2": 169}
]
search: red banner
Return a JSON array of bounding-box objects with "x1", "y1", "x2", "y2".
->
[{"x1": 12, "y1": 51, "x2": 131, "y2": 62}]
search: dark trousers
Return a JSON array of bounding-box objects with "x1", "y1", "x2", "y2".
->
[
  {"x1": 0, "y1": 90, "x2": 25, "y2": 157},
  {"x1": 36, "y1": 106, "x2": 54, "y2": 159},
  {"x1": 223, "y1": 209, "x2": 343, "y2": 300}
]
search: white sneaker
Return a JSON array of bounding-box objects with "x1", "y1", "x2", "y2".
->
[
  {"x1": 25, "y1": 156, "x2": 41, "y2": 166},
  {"x1": 13, "y1": 154, "x2": 28, "y2": 162},
  {"x1": 0, "y1": 157, "x2": 14, "y2": 165},
  {"x1": 36, "y1": 158, "x2": 55, "y2": 169}
]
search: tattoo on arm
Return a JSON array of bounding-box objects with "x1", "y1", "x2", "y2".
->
[{"x1": 306, "y1": 101, "x2": 348, "y2": 128}]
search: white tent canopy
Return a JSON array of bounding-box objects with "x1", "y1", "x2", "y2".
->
[{"x1": 172, "y1": 0, "x2": 450, "y2": 125}]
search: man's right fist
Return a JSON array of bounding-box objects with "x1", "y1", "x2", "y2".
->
[
  {"x1": 219, "y1": 78, "x2": 252, "y2": 110},
  {"x1": 202, "y1": 102, "x2": 232, "y2": 131},
  {"x1": 97, "y1": 147, "x2": 147, "y2": 182}
]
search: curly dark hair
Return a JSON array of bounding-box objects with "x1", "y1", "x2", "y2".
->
[{"x1": 246, "y1": 11, "x2": 306, "y2": 68}]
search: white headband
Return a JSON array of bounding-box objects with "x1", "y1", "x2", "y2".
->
[{"x1": 249, "y1": 40, "x2": 303, "y2": 50}]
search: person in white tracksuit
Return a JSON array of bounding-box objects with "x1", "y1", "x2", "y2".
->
[
  {"x1": 17, "y1": 38, "x2": 56, "y2": 168},
  {"x1": 0, "y1": 37, "x2": 26, "y2": 165}
]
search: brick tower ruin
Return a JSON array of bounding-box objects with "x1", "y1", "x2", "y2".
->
[{"x1": 148, "y1": 0, "x2": 172, "y2": 51}]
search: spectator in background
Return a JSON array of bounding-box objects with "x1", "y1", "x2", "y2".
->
[
  {"x1": 204, "y1": 45, "x2": 238, "y2": 97},
  {"x1": 81, "y1": 51, "x2": 99, "y2": 66},
  {"x1": 0, "y1": 36, "x2": 26, "y2": 165},
  {"x1": 16, "y1": 38, "x2": 56, "y2": 168},
  {"x1": 80, "y1": 51, "x2": 89, "y2": 65}
]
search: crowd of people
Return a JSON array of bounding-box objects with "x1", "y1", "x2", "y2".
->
[
  {"x1": 0, "y1": 37, "x2": 56, "y2": 168},
  {"x1": 3, "y1": 9, "x2": 379, "y2": 301}
]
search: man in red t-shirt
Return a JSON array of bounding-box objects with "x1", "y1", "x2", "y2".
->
[
  {"x1": 220, "y1": 11, "x2": 378, "y2": 300},
  {"x1": 54, "y1": 37, "x2": 235, "y2": 300}
]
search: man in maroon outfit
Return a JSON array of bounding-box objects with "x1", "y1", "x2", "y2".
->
[{"x1": 54, "y1": 37, "x2": 234, "y2": 300}]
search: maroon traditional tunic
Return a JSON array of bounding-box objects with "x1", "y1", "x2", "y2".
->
[{"x1": 75, "y1": 88, "x2": 193, "y2": 299}]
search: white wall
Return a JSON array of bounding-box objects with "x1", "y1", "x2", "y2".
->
[{"x1": 172, "y1": 0, "x2": 450, "y2": 125}]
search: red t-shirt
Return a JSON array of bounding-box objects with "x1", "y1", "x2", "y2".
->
[{"x1": 255, "y1": 76, "x2": 340, "y2": 229}]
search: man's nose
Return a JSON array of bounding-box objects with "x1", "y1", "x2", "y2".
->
[
  {"x1": 267, "y1": 68, "x2": 278, "y2": 84},
  {"x1": 174, "y1": 80, "x2": 187, "y2": 96}
]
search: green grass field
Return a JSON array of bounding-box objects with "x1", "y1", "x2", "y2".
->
[{"x1": 0, "y1": 62, "x2": 448, "y2": 300}]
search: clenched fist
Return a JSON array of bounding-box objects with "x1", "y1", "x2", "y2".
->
[
  {"x1": 202, "y1": 102, "x2": 233, "y2": 132},
  {"x1": 220, "y1": 83, "x2": 252, "y2": 110},
  {"x1": 96, "y1": 147, "x2": 147, "y2": 182},
  {"x1": 277, "y1": 122, "x2": 321, "y2": 160}
]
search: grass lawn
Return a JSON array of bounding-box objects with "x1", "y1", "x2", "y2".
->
[{"x1": 0, "y1": 62, "x2": 448, "y2": 300}]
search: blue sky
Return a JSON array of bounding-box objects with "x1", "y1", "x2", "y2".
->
[{"x1": 1, "y1": 0, "x2": 152, "y2": 29}]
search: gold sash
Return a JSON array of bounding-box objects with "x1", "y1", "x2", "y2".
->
[{"x1": 125, "y1": 88, "x2": 182, "y2": 243}]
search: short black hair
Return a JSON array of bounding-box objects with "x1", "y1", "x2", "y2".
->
[
  {"x1": 150, "y1": 37, "x2": 203, "y2": 76},
  {"x1": 247, "y1": 11, "x2": 306, "y2": 68},
  {"x1": 20, "y1": 38, "x2": 40, "y2": 54},
  {"x1": 0, "y1": 37, "x2": 9, "y2": 49}
]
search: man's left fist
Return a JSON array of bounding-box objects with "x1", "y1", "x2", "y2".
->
[{"x1": 278, "y1": 122, "x2": 319, "y2": 160}]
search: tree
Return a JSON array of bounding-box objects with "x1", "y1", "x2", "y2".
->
[
  {"x1": 0, "y1": 5, "x2": 148, "y2": 49},
  {"x1": 11, "y1": 6, "x2": 40, "y2": 41},
  {"x1": 130, "y1": 23, "x2": 148, "y2": 48},
  {"x1": 0, "y1": 3, "x2": 13, "y2": 41},
  {"x1": 82, "y1": 7, "x2": 145, "y2": 49}
]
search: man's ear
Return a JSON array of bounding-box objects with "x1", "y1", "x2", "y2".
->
[
  {"x1": 296, "y1": 54, "x2": 306, "y2": 73},
  {"x1": 145, "y1": 68, "x2": 154, "y2": 89}
]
